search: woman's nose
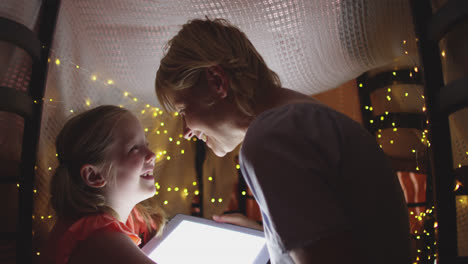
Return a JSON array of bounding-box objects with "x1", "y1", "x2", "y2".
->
[{"x1": 182, "y1": 118, "x2": 193, "y2": 140}]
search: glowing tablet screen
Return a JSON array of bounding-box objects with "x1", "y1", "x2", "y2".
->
[{"x1": 142, "y1": 214, "x2": 269, "y2": 264}]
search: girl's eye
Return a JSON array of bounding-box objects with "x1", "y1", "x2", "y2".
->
[{"x1": 129, "y1": 146, "x2": 138, "y2": 152}]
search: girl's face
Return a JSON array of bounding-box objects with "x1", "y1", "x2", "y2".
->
[{"x1": 104, "y1": 112, "x2": 156, "y2": 204}]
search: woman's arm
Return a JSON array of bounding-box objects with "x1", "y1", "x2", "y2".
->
[
  {"x1": 68, "y1": 229, "x2": 156, "y2": 264},
  {"x1": 212, "y1": 213, "x2": 263, "y2": 231}
]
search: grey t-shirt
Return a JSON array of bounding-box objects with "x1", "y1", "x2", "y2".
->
[{"x1": 240, "y1": 103, "x2": 411, "y2": 264}]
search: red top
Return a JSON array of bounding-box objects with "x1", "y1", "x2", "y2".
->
[{"x1": 54, "y1": 213, "x2": 141, "y2": 264}]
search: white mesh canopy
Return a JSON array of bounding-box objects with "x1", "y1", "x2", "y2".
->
[{"x1": 46, "y1": 0, "x2": 415, "y2": 105}]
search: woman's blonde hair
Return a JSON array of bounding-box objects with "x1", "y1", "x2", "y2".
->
[
  {"x1": 50, "y1": 105, "x2": 165, "y2": 236},
  {"x1": 155, "y1": 17, "x2": 281, "y2": 116}
]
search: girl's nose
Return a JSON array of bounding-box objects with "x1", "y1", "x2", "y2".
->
[{"x1": 146, "y1": 149, "x2": 156, "y2": 164}]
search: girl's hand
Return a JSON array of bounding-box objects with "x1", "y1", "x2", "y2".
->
[{"x1": 212, "y1": 213, "x2": 263, "y2": 231}]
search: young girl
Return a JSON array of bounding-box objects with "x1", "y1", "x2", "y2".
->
[{"x1": 40, "y1": 105, "x2": 165, "y2": 264}]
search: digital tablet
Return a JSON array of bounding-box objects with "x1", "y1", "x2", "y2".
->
[{"x1": 142, "y1": 214, "x2": 269, "y2": 264}]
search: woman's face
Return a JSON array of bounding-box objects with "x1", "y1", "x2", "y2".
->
[{"x1": 173, "y1": 70, "x2": 243, "y2": 157}]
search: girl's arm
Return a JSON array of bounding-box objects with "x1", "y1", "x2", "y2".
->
[{"x1": 68, "y1": 229, "x2": 156, "y2": 264}]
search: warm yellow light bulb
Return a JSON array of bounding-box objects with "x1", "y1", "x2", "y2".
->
[
  {"x1": 107, "y1": 79, "x2": 114, "y2": 85},
  {"x1": 181, "y1": 150, "x2": 185, "y2": 154},
  {"x1": 208, "y1": 177, "x2": 213, "y2": 181},
  {"x1": 91, "y1": 75, "x2": 97, "y2": 81},
  {"x1": 55, "y1": 59, "x2": 60, "y2": 65},
  {"x1": 195, "y1": 190, "x2": 199, "y2": 195},
  {"x1": 454, "y1": 181, "x2": 461, "y2": 191},
  {"x1": 193, "y1": 181, "x2": 197, "y2": 186},
  {"x1": 236, "y1": 164, "x2": 240, "y2": 169}
]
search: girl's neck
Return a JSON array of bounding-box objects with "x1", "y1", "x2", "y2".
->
[{"x1": 111, "y1": 204, "x2": 135, "y2": 223}]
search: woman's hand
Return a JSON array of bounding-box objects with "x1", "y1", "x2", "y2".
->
[{"x1": 212, "y1": 213, "x2": 263, "y2": 231}]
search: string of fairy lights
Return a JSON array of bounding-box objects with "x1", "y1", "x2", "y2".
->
[
  {"x1": 26, "y1": 39, "x2": 467, "y2": 261},
  {"x1": 360, "y1": 39, "x2": 468, "y2": 264}
]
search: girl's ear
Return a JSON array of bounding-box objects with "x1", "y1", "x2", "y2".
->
[
  {"x1": 80, "y1": 164, "x2": 106, "y2": 188},
  {"x1": 205, "y1": 65, "x2": 228, "y2": 99}
]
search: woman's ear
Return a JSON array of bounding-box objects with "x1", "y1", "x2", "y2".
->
[
  {"x1": 205, "y1": 65, "x2": 228, "y2": 99},
  {"x1": 80, "y1": 164, "x2": 106, "y2": 188}
]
